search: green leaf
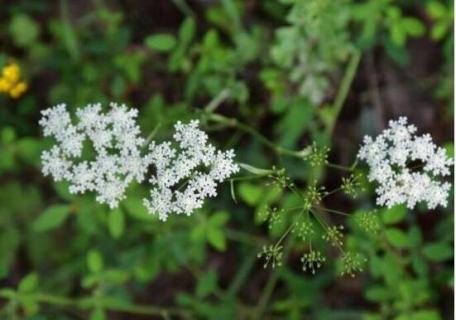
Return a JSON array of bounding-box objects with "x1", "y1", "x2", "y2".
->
[
  {"x1": 179, "y1": 17, "x2": 196, "y2": 44},
  {"x1": 209, "y1": 211, "x2": 229, "y2": 226},
  {"x1": 18, "y1": 273, "x2": 38, "y2": 293},
  {"x1": 33, "y1": 204, "x2": 70, "y2": 232},
  {"x1": 108, "y1": 208, "x2": 125, "y2": 238},
  {"x1": 87, "y1": 250, "x2": 103, "y2": 273},
  {"x1": 90, "y1": 307, "x2": 106, "y2": 320},
  {"x1": 1, "y1": 127, "x2": 16, "y2": 144},
  {"x1": 207, "y1": 227, "x2": 226, "y2": 251},
  {"x1": 395, "y1": 310, "x2": 440, "y2": 320},
  {"x1": 123, "y1": 197, "x2": 155, "y2": 222},
  {"x1": 365, "y1": 286, "x2": 389, "y2": 302},
  {"x1": 9, "y1": 14, "x2": 40, "y2": 47},
  {"x1": 390, "y1": 24, "x2": 405, "y2": 46},
  {"x1": 238, "y1": 182, "x2": 263, "y2": 206},
  {"x1": 427, "y1": 1, "x2": 446, "y2": 19},
  {"x1": 422, "y1": 242, "x2": 453, "y2": 262},
  {"x1": 196, "y1": 270, "x2": 217, "y2": 298},
  {"x1": 382, "y1": 205, "x2": 407, "y2": 224},
  {"x1": 145, "y1": 34, "x2": 176, "y2": 52},
  {"x1": 385, "y1": 228, "x2": 410, "y2": 249},
  {"x1": 402, "y1": 18, "x2": 425, "y2": 36}
]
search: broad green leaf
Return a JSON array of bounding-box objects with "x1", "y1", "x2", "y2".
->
[
  {"x1": 382, "y1": 205, "x2": 406, "y2": 224},
  {"x1": 9, "y1": 14, "x2": 39, "y2": 47},
  {"x1": 365, "y1": 286, "x2": 389, "y2": 302},
  {"x1": 108, "y1": 208, "x2": 124, "y2": 238},
  {"x1": 427, "y1": 1, "x2": 446, "y2": 18},
  {"x1": 238, "y1": 182, "x2": 262, "y2": 206},
  {"x1": 87, "y1": 250, "x2": 103, "y2": 273},
  {"x1": 123, "y1": 197, "x2": 155, "y2": 222},
  {"x1": 422, "y1": 242, "x2": 453, "y2": 262},
  {"x1": 207, "y1": 227, "x2": 226, "y2": 251},
  {"x1": 90, "y1": 307, "x2": 106, "y2": 320},
  {"x1": 209, "y1": 211, "x2": 229, "y2": 226},
  {"x1": 145, "y1": 34, "x2": 176, "y2": 52},
  {"x1": 196, "y1": 270, "x2": 217, "y2": 298},
  {"x1": 1, "y1": 127, "x2": 16, "y2": 144},
  {"x1": 385, "y1": 228, "x2": 410, "y2": 249},
  {"x1": 390, "y1": 24, "x2": 405, "y2": 46},
  {"x1": 395, "y1": 310, "x2": 440, "y2": 320},
  {"x1": 33, "y1": 204, "x2": 70, "y2": 232},
  {"x1": 18, "y1": 273, "x2": 38, "y2": 293},
  {"x1": 179, "y1": 17, "x2": 195, "y2": 44},
  {"x1": 402, "y1": 18, "x2": 425, "y2": 36}
]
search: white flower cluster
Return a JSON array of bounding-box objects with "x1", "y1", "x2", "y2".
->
[
  {"x1": 144, "y1": 120, "x2": 239, "y2": 221},
  {"x1": 358, "y1": 117, "x2": 452, "y2": 210},
  {"x1": 40, "y1": 103, "x2": 150, "y2": 208},
  {"x1": 40, "y1": 103, "x2": 239, "y2": 220}
]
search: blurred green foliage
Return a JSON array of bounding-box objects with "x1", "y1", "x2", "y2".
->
[{"x1": 0, "y1": 0, "x2": 453, "y2": 319}]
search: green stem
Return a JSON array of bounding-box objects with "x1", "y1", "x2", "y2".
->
[
  {"x1": 326, "y1": 163, "x2": 353, "y2": 172},
  {"x1": 0, "y1": 292, "x2": 191, "y2": 318},
  {"x1": 318, "y1": 207, "x2": 351, "y2": 217},
  {"x1": 143, "y1": 123, "x2": 161, "y2": 148},
  {"x1": 206, "y1": 113, "x2": 311, "y2": 159},
  {"x1": 204, "y1": 88, "x2": 231, "y2": 113},
  {"x1": 326, "y1": 50, "x2": 362, "y2": 137},
  {"x1": 225, "y1": 228, "x2": 267, "y2": 246},
  {"x1": 253, "y1": 238, "x2": 293, "y2": 320}
]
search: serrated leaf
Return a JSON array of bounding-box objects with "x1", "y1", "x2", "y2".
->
[
  {"x1": 385, "y1": 228, "x2": 410, "y2": 249},
  {"x1": 87, "y1": 250, "x2": 103, "y2": 273},
  {"x1": 422, "y1": 242, "x2": 453, "y2": 262},
  {"x1": 33, "y1": 204, "x2": 70, "y2": 232},
  {"x1": 145, "y1": 34, "x2": 176, "y2": 52},
  {"x1": 108, "y1": 208, "x2": 124, "y2": 238}
]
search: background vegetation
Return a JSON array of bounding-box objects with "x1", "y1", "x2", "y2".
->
[{"x1": 0, "y1": 0, "x2": 453, "y2": 319}]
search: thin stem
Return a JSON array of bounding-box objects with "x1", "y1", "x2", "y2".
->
[
  {"x1": 170, "y1": 0, "x2": 195, "y2": 16},
  {"x1": 318, "y1": 207, "x2": 351, "y2": 217},
  {"x1": 230, "y1": 175, "x2": 266, "y2": 182},
  {"x1": 310, "y1": 209, "x2": 345, "y2": 255},
  {"x1": 323, "y1": 187, "x2": 342, "y2": 199},
  {"x1": 274, "y1": 224, "x2": 293, "y2": 248},
  {"x1": 326, "y1": 163, "x2": 353, "y2": 172},
  {"x1": 253, "y1": 238, "x2": 293, "y2": 320},
  {"x1": 143, "y1": 123, "x2": 161, "y2": 148},
  {"x1": 204, "y1": 88, "x2": 231, "y2": 113},
  {"x1": 326, "y1": 50, "x2": 362, "y2": 137},
  {"x1": 0, "y1": 292, "x2": 191, "y2": 318},
  {"x1": 225, "y1": 228, "x2": 267, "y2": 246},
  {"x1": 205, "y1": 113, "x2": 312, "y2": 159}
]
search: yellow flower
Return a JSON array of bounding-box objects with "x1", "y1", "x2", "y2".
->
[
  {"x1": 0, "y1": 62, "x2": 27, "y2": 98},
  {"x1": 9, "y1": 81, "x2": 27, "y2": 99},
  {"x1": 2, "y1": 63, "x2": 20, "y2": 83},
  {"x1": 0, "y1": 78, "x2": 12, "y2": 92}
]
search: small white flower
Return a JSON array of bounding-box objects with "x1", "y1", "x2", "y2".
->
[
  {"x1": 358, "y1": 117, "x2": 452, "y2": 210},
  {"x1": 143, "y1": 120, "x2": 239, "y2": 221}
]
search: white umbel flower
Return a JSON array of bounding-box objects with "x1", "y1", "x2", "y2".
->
[
  {"x1": 143, "y1": 120, "x2": 239, "y2": 221},
  {"x1": 40, "y1": 103, "x2": 152, "y2": 208},
  {"x1": 358, "y1": 117, "x2": 453, "y2": 210}
]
